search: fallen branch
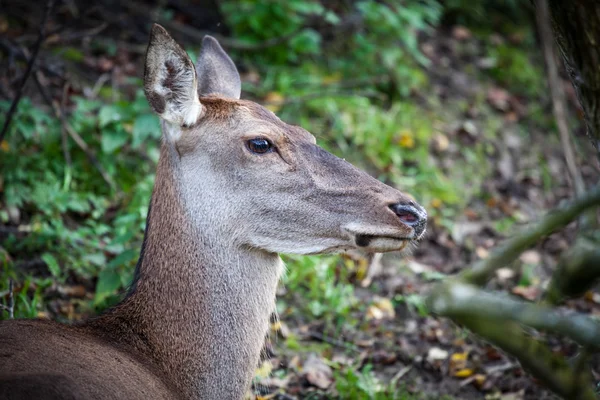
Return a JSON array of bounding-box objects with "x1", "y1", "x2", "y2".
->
[
  {"x1": 455, "y1": 316, "x2": 597, "y2": 400},
  {"x1": 545, "y1": 238, "x2": 600, "y2": 304},
  {"x1": 459, "y1": 182, "x2": 600, "y2": 286},
  {"x1": 0, "y1": 0, "x2": 54, "y2": 142},
  {"x1": 427, "y1": 281, "x2": 600, "y2": 348}
]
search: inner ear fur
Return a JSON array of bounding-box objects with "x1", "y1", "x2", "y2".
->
[{"x1": 143, "y1": 24, "x2": 202, "y2": 127}]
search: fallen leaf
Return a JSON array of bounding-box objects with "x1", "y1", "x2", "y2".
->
[
  {"x1": 451, "y1": 221, "x2": 485, "y2": 244},
  {"x1": 431, "y1": 133, "x2": 449, "y2": 152},
  {"x1": 487, "y1": 87, "x2": 511, "y2": 112},
  {"x1": 475, "y1": 247, "x2": 489, "y2": 259},
  {"x1": 452, "y1": 26, "x2": 472, "y2": 41},
  {"x1": 454, "y1": 368, "x2": 474, "y2": 378},
  {"x1": 397, "y1": 131, "x2": 415, "y2": 149},
  {"x1": 255, "y1": 360, "x2": 273, "y2": 379},
  {"x1": 366, "y1": 296, "x2": 395, "y2": 320},
  {"x1": 427, "y1": 347, "x2": 449, "y2": 363},
  {"x1": 495, "y1": 268, "x2": 515, "y2": 283},
  {"x1": 302, "y1": 354, "x2": 333, "y2": 389},
  {"x1": 512, "y1": 285, "x2": 539, "y2": 301},
  {"x1": 57, "y1": 285, "x2": 87, "y2": 298},
  {"x1": 519, "y1": 250, "x2": 541, "y2": 265},
  {"x1": 473, "y1": 374, "x2": 487, "y2": 388}
]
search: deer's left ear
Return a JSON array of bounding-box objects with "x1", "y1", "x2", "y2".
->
[
  {"x1": 143, "y1": 24, "x2": 202, "y2": 127},
  {"x1": 196, "y1": 35, "x2": 241, "y2": 99}
]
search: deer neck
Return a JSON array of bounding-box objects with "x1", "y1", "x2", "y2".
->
[{"x1": 91, "y1": 141, "x2": 283, "y2": 399}]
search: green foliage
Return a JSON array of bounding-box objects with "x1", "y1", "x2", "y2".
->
[
  {"x1": 0, "y1": 90, "x2": 158, "y2": 315},
  {"x1": 335, "y1": 364, "x2": 451, "y2": 399},
  {"x1": 281, "y1": 255, "x2": 358, "y2": 329},
  {"x1": 485, "y1": 44, "x2": 545, "y2": 97},
  {"x1": 221, "y1": 0, "x2": 441, "y2": 96},
  {"x1": 443, "y1": 0, "x2": 528, "y2": 29}
]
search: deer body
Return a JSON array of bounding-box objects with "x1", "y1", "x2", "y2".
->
[{"x1": 0, "y1": 25, "x2": 427, "y2": 400}]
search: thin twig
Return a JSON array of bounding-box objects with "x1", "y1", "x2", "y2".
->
[
  {"x1": 0, "y1": 0, "x2": 54, "y2": 142},
  {"x1": 8, "y1": 279, "x2": 13, "y2": 319},
  {"x1": 459, "y1": 182, "x2": 600, "y2": 286},
  {"x1": 536, "y1": 0, "x2": 585, "y2": 197},
  {"x1": 307, "y1": 331, "x2": 359, "y2": 352},
  {"x1": 51, "y1": 101, "x2": 116, "y2": 190},
  {"x1": 1, "y1": 279, "x2": 14, "y2": 319},
  {"x1": 60, "y1": 82, "x2": 72, "y2": 191},
  {"x1": 390, "y1": 365, "x2": 412, "y2": 386}
]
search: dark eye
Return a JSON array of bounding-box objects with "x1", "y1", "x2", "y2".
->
[{"x1": 247, "y1": 138, "x2": 273, "y2": 154}]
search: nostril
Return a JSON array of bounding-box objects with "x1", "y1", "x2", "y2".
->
[
  {"x1": 395, "y1": 209, "x2": 419, "y2": 224},
  {"x1": 390, "y1": 204, "x2": 421, "y2": 226},
  {"x1": 389, "y1": 203, "x2": 428, "y2": 237}
]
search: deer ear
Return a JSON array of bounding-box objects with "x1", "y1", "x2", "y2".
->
[
  {"x1": 196, "y1": 36, "x2": 241, "y2": 99},
  {"x1": 143, "y1": 24, "x2": 202, "y2": 127}
]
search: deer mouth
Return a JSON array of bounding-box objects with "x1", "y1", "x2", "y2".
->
[{"x1": 353, "y1": 234, "x2": 411, "y2": 253}]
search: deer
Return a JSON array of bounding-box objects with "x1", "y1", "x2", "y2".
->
[{"x1": 0, "y1": 24, "x2": 427, "y2": 400}]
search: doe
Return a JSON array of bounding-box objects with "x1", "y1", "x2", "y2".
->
[{"x1": 0, "y1": 24, "x2": 427, "y2": 400}]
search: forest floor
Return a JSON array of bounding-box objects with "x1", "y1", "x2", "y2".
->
[{"x1": 1, "y1": 2, "x2": 599, "y2": 400}]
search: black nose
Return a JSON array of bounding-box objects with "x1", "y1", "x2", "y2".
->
[{"x1": 389, "y1": 201, "x2": 427, "y2": 238}]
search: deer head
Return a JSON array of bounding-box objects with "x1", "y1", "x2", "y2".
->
[{"x1": 143, "y1": 24, "x2": 427, "y2": 258}]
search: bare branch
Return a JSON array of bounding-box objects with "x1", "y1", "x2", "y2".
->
[
  {"x1": 427, "y1": 281, "x2": 600, "y2": 348},
  {"x1": 0, "y1": 0, "x2": 54, "y2": 143},
  {"x1": 460, "y1": 182, "x2": 600, "y2": 286},
  {"x1": 545, "y1": 238, "x2": 600, "y2": 304},
  {"x1": 455, "y1": 316, "x2": 597, "y2": 400}
]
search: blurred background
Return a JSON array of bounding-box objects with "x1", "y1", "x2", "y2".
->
[{"x1": 0, "y1": 0, "x2": 598, "y2": 399}]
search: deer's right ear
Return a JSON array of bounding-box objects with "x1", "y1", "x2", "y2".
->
[{"x1": 143, "y1": 24, "x2": 202, "y2": 128}]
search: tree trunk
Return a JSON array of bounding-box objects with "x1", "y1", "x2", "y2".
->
[{"x1": 543, "y1": 0, "x2": 600, "y2": 154}]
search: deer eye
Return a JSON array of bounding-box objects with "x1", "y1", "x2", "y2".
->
[{"x1": 247, "y1": 138, "x2": 273, "y2": 154}]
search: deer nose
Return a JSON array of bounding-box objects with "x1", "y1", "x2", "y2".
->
[{"x1": 389, "y1": 201, "x2": 427, "y2": 238}]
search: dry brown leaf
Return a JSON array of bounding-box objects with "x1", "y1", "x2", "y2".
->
[
  {"x1": 487, "y1": 87, "x2": 511, "y2": 112},
  {"x1": 366, "y1": 297, "x2": 395, "y2": 320},
  {"x1": 519, "y1": 250, "x2": 541, "y2": 265},
  {"x1": 512, "y1": 285, "x2": 539, "y2": 301},
  {"x1": 452, "y1": 26, "x2": 472, "y2": 41},
  {"x1": 302, "y1": 354, "x2": 333, "y2": 389}
]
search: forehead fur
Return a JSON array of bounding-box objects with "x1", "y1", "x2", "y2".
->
[{"x1": 198, "y1": 97, "x2": 314, "y2": 142}]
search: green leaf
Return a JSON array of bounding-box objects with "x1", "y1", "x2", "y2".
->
[
  {"x1": 132, "y1": 114, "x2": 159, "y2": 148},
  {"x1": 95, "y1": 268, "x2": 122, "y2": 305},
  {"x1": 98, "y1": 105, "x2": 122, "y2": 127},
  {"x1": 101, "y1": 128, "x2": 128, "y2": 153},
  {"x1": 107, "y1": 248, "x2": 138, "y2": 268},
  {"x1": 41, "y1": 253, "x2": 61, "y2": 278}
]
